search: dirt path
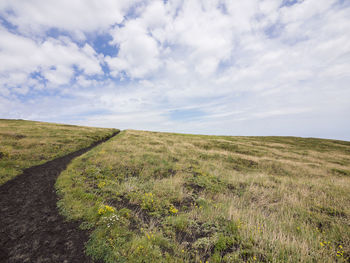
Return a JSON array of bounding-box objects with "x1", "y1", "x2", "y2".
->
[{"x1": 0, "y1": 132, "x2": 119, "y2": 263}]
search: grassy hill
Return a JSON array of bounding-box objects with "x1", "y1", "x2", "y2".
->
[
  {"x1": 0, "y1": 119, "x2": 118, "y2": 185},
  {"x1": 56, "y1": 130, "x2": 350, "y2": 262}
]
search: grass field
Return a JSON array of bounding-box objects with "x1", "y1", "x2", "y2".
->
[
  {"x1": 57, "y1": 130, "x2": 350, "y2": 262},
  {"x1": 0, "y1": 119, "x2": 118, "y2": 185}
]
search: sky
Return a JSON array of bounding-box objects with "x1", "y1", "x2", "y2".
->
[{"x1": 0, "y1": 0, "x2": 350, "y2": 140}]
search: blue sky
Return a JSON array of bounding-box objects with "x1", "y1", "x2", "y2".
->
[{"x1": 0, "y1": 0, "x2": 349, "y2": 140}]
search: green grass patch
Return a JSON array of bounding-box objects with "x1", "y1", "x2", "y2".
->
[
  {"x1": 0, "y1": 119, "x2": 118, "y2": 185},
  {"x1": 56, "y1": 130, "x2": 350, "y2": 262}
]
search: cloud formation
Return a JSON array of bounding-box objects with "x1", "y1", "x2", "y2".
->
[{"x1": 0, "y1": 0, "x2": 349, "y2": 140}]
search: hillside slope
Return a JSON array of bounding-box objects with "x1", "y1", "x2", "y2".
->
[
  {"x1": 0, "y1": 119, "x2": 118, "y2": 185},
  {"x1": 57, "y1": 130, "x2": 350, "y2": 262}
]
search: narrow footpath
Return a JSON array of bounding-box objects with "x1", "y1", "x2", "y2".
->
[{"x1": 0, "y1": 132, "x2": 119, "y2": 263}]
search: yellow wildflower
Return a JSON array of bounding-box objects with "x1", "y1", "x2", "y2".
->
[
  {"x1": 98, "y1": 205, "x2": 115, "y2": 215},
  {"x1": 169, "y1": 204, "x2": 178, "y2": 214},
  {"x1": 105, "y1": 205, "x2": 115, "y2": 213},
  {"x1": 98, "y1": 181, "x2": 106, "y2": 189}
]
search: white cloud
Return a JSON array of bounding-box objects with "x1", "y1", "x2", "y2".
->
[
  {"x1": 0, "y1": 25, "x2": 103, "y2": 91},
  {"x1": 225, "y1": 0, "x2": 259, "y2": 32},
  {"x1": 0, "y1": 0, "x2": 142, "y2": 37},
  {"x1": 1, "y1": 0, "x2": 350, "y2": 140},
  {"x1": 106, "y1": 0, "x2": 235, "y2": 78},
  {"x1": 106, "y1": 19, "x2": 161, "y2": 79},
  {"x1": 165, "y1": 0, "x2": 234, "y2": 75}
]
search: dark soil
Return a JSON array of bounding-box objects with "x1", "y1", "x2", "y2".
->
[{"x1": 0, "y1": 132, "x2": 119, "y2": 263}]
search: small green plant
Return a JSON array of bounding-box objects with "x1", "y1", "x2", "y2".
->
[
  {"x1": 100, "y1": 214, "x2": 120, "y2": 228},
  {"x1": 141, "y1": 192, "x2": 156, "y2": 211},
  {"x1": 98, "y1": 181, "x2": 106, "y2": 189}
]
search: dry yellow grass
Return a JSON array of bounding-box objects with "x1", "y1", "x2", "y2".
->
[{"x1": 57, "y1": 130, "x2": 350, "y2": 262}]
